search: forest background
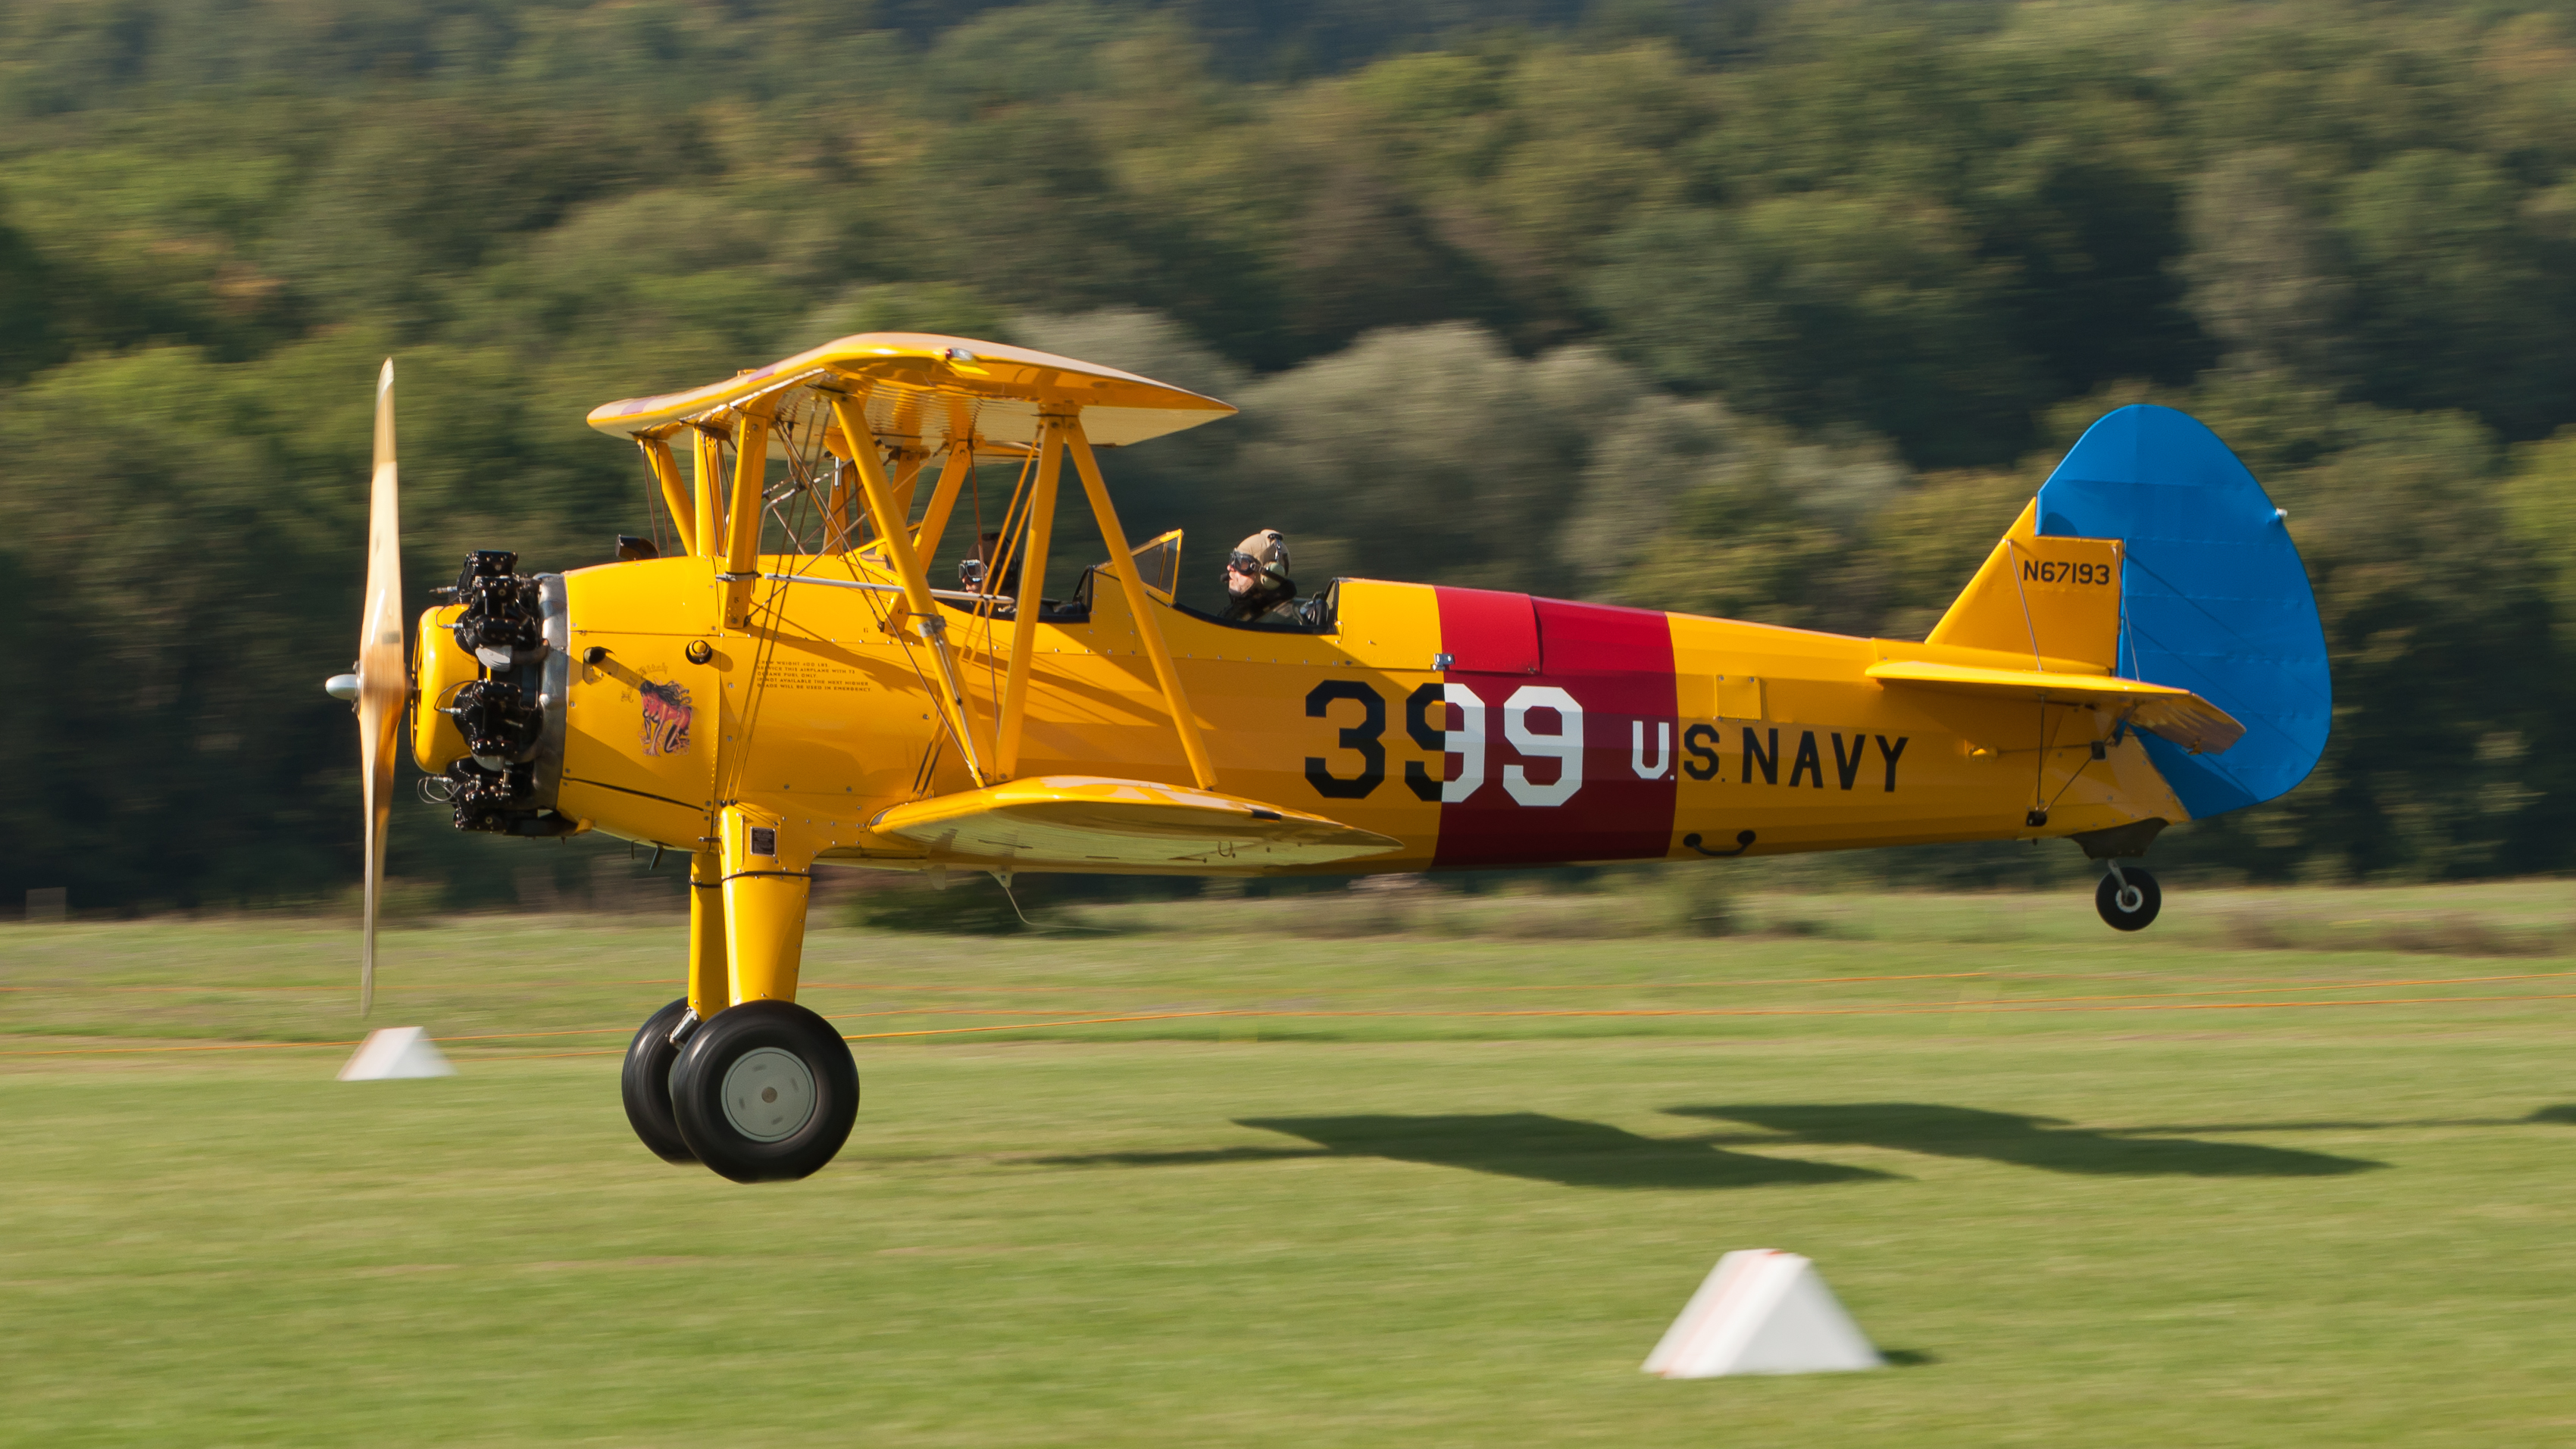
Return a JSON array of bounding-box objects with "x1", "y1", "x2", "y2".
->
[{"x1": 7, "y1": 0, "x2": 2576, "y2": 910}]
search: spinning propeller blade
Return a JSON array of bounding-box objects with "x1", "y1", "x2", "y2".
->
[{"x1": 354, "y1": 359, "x2": 404, "y2": 1016}]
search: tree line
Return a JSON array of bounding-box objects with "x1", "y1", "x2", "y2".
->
[{"x1": 5, "y1": 0, "x2": 2575, "y2": 907}]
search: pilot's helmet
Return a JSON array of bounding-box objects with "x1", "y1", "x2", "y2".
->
[{"x1": 1229, "y1": 529, "x2": 1292, "y2": 587}]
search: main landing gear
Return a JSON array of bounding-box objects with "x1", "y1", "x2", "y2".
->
[
  {"x1": 619, "y1": 819, "x2": 858, "y2": 1182},
  {"x1": 622, "y1": 998, "x2": 859, "y2": 1182},
  {"x1": 2095, "y1": 862, "x2": 2162, "y2": 932}
]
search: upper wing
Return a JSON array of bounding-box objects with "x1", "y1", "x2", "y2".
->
[
  {"x1": 586, "y1": 333, "x2": 1234, "y2": 455},
  {"x1": 869, "y1": 776, "x2": 1401, "y2": 869},
  {"x1": 1865, "y1": 659, "x2": 2245, "y2": 755}
]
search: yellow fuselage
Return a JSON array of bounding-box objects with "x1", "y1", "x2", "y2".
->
[{"x1": 520, "y1": 552, "x2": 2185, "y2": 876}]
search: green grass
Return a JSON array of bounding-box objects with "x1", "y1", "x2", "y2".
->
[{"x1": 8, "y1": 882, "x2": 2576, "y2": 1445}]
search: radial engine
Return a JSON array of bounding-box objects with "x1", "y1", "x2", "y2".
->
[{"x1": 412, "y1": 550, "x2": 580, "y2": 837}]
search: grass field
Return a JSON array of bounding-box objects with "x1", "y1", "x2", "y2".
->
[{"x1": 8, "y1": 881, "x2": 2576, "y2": 1446}]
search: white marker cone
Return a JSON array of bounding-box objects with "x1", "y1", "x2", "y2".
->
[
  {"x1": 337, "y1": 1026, "x2": 455, "y2": 1081},
  {"x1": 1644, "y1": 1250, "x2": 1882, "y2": 1378}
]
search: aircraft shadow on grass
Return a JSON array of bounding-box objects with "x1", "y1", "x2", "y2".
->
[
  {"x1": 1665, "y1": 1104, "x2": 2384, "y2": 1178},
  {"x1": 2099, "y1": 1104, "x2": 2576, "y2": 1134},
  {"x1": 1038, "y1": 1113, "x2": 1897, "y2": 1191},
  {"x1": 1028, "y1": 1097, "x2": 2500, "y2": 1187}
]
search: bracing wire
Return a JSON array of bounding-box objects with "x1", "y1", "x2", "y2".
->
[
  {"x1": 983, "y1": 873, "x2": 1111, "y2": 934},
  {"x1": 721, "y1": 406, "x2": 836, "y2": 804},
  {"x1": 763, "y1": 398, "x2": 833, "y2": 561},
  {"x1": 977, "y1": 447, "x2": 1043, "y2": 720},
  {"x1": 2033, "y1": 701, "x2": 2053, "y2": 814},
  {"x1": 783, "y1": 405, "x2": 985, "y2": 798}
]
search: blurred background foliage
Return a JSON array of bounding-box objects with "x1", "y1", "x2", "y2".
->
[{"x1": 8, "y1": 0, "x2": 2576, "y2": 907}]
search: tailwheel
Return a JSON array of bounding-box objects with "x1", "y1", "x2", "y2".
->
[
  {"x1": 2096, "y1": 864, "x2": 2162, "y2": 932},
  {"x1": 670, "y1": 1001, "x2": 859, "y2": 1182},
  {"x1": 621, "y1": 998, "x2": 697, "y2": 1163}
]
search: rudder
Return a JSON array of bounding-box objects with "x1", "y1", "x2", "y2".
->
[{"x1": 2034, "y1": 405, "x2": 2329, "y2": 818}]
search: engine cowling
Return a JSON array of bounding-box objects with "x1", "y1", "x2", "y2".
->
[{"x1": 410, "y1": 602, "x2": 471, "y2": 772}]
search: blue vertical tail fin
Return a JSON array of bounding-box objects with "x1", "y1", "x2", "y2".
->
[{"x1": 2036, "y1": 405, "x2": 2331, "y2": 819}]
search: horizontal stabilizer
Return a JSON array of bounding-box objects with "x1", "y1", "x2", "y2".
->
[
  {"x1": 871, "y1": 776, "x2": 1401, "y2": 869},
  {"x1": 1866, "y1": 660, "x2": 2244, "y2": 755}
]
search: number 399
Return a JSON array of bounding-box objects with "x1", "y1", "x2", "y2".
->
[{"x1": 1305, "y1": 680, "x2": 1583, "y2": 806}]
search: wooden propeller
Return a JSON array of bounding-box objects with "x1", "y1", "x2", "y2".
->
[{"x1": 352, "y1": 360, "x2": 404, "y2": 1014}]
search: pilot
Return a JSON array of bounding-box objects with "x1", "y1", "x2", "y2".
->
[
  {"x1": 958, "y1": 531, "x2": 1020, "y2": 601},
  {"x1": 1223, "y1": 529, "x2": 1301, "y2": 623}
]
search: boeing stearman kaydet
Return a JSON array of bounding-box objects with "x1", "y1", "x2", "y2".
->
[{"x1": 324, "y1": 334, "x2": 2332, "y2": 1182}]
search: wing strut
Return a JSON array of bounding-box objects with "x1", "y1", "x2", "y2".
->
[
  {"x1": 887, "y1": 449, "x2": 927, "y2": 529},
  {"x1": 825, "y1": 392, "x2": 993, "y2": 787},
  {"x1": 811, "y1": 399, "x2": 1215, "y2": 794},
  {"x1": 993, "y1": 420, "x2": 1063, "y2": 778},
  {"x1": 1064, "y1": 414, "x2": 1216, "y2": 790},
  {"x1": 641, "y1": 436, "x2": 696, "y2": 551},
  {"x1": 911, "y1": 442, "x2": 972, "y2": 560},
  {"x1": 720, "y1": 405, "x2": 774, "y2": 626},
  {"x1": 689, "y1": 426, "x2": 727, "y2": 559}
]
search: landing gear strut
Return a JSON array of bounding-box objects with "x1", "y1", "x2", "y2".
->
[
  {"x1": 2095, "y1": 862, "x2": 2162, "y2": 932},
  {"x1": 625, "y1": 822, "x2": 851, "y2": 1179}
]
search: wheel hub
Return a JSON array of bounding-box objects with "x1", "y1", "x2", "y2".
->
[{"x1": 719, "y1": 1046, "x2": 818, "y2": 1142}]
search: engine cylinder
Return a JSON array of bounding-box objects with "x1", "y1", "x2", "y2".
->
[
  {"x1": 450, "y1": 551, "x2": 544, "y2": 667},
  {"x1": 427, "y1": 553, "x2": 573, "y2": 835}
]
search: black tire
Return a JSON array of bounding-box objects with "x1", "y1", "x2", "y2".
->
[
  {"x1": 621, "y1": 998, "x2": 697, "y2": 1163},
  {"x1": 670, "y1": 1001, "x2": 859, "y2": 1182},
  {"x1": 2096, "y1": 867, "x2": 2162, "y2": 932}
]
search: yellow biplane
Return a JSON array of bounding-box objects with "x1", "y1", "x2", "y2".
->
[{"x1": 327, "y1": 333, "x2": 2329, "y2": 1182}]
